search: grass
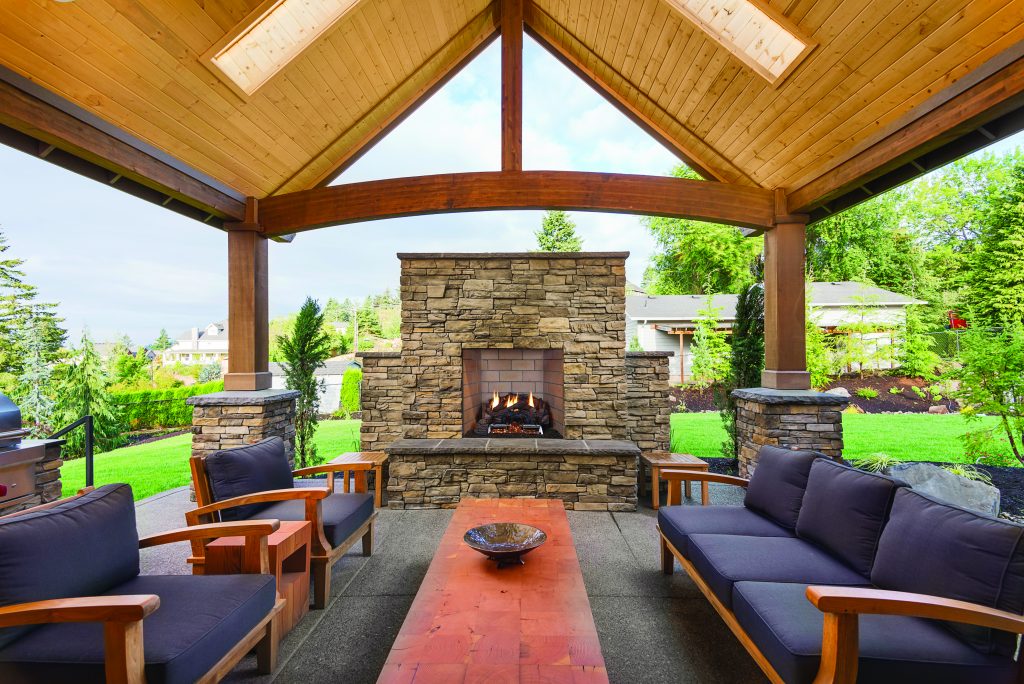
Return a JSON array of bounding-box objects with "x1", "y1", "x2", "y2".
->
[
  {"x1": 63, "y1": 413, "x2": 1014, "y2": 501},
  {"x1": 670, "y1": 412, "x2": 1012, "y2": 464},
  {"x1": 60, "y1": 420, "x2": 362, "y2": 500}
]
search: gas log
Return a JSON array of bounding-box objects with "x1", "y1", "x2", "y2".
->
[{"x1": 474, "y1": 392, "x2": 553, "y2": 437}]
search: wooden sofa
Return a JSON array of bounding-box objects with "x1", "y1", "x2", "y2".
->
[
  {"x1": 657, "y1": 445, "x2": 1024, "y2": 684},
  {"x1": 0, "y1": 483, "x2": 283, "y2": 684},
  {"x1": 188, "y1": 437, "x2": 377, "y2": 609}
]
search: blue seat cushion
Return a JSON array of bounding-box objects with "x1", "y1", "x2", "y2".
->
[
  {"x1": 0, "y1": 484, "x2": 140, "y2": 648},
  {"x1": 257, "y1": 492, "x2": 374, "y2": 548},
  {"x1": 0, "y1": 574, "x2": 276, "y2": 684},
  {"x1": 744, "y1": 445, "x2": 823, "y2": 530},
  {"x1": 872, "y1": 488, "x2": 1024, "y2": 657},
  {"x1": 658, "y1": 505, "x2": 793, "y2": 559},
  {"x1": 732, "y1": 581, "x2": 1018, "y2": 684},
  {"x1": 796, "y1": 459, "x2": 903, "y2": 577},
  {"x1": 205, "y1": 437, "x2": 295, "y2": 521},
  {"x1": 687, "y1": 535, "x2": 868, "y2": 609}
]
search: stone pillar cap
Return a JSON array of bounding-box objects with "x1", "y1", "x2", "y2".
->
[{"x1": 186, "y1": 389, "x2": 301, "y2": 406}]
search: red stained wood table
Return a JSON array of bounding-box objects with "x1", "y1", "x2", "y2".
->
[{"x1": 378, "y1": 498, "x2": 609, "y2": 683}]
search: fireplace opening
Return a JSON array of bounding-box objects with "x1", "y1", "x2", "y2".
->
[{"x1": 463, "y1": 349, "x2": 564, "y2": 438}]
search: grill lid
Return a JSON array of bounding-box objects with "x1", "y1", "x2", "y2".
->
[{"x1": 0, "y1": 393, "x2": 25, "y2": 448}]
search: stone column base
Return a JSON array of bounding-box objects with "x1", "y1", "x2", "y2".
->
[{"x1": 732, "y1": 388, "x2": 849, "y2": 478}]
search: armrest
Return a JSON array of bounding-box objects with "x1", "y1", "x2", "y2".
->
[
  {"x1": 188, "y1": 487, "x2": 330, "y2": 521},
  {"x1": 0, "y1": 595, "x2": 160, "y2": 628},
  {"x1": 293, "y1": 462, "x2": 372, "y2": 477},
  {"x1": 807, "y1": 586, "x2": 1024, "y2": 633},
  {"x1": 139, "y1": 520, "x2": 280, "y2": 549},
  {"x1": 659, "y1": 470, "x2": 750, "y2": 488}
]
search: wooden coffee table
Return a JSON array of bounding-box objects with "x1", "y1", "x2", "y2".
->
[
  {"x1": 378, "y1": 498, "x2": 608, "y2": 683},
  {"x1": 640, "y1": 452, "x2": 709, "y2": 509}
]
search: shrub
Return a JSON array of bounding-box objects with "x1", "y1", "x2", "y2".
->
[
  {"x1": 942, "y1": 463, "x2": 993, "y2": 485},
  {"x1": 339, "y1": 367, "x2": 362, "y2": 417},
  {"x1": 888, "y1": 386, "x2": 903, "y2": 395},
  {"x1": 855, "y1": 387, "x2": 878, "y2": 399},
  {"x1": 911, "y1": 385, "x2": 927, "y2": 399},
  {"x1": 847, "y1": 452, "x2": 900, "y2": 473},
  {"x1": 112, "y1": 380, "x2": 223, "y2": 430}
]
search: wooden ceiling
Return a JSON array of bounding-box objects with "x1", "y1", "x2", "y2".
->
[{"x1": 1, "y1": 0, "x2": 1023, "y2": 219}]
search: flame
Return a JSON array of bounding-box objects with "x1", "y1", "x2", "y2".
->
[
  {"x1": 490, "y1": 391, "x2": 500, "y2": 409},
  {"x1": 528, "y1": 392, "x2": 535, "y2": 408},
  {"x1": 505, "y1": 393, "x2": 518, "y2": 408}
]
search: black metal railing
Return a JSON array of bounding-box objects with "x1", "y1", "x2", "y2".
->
[{"x1": 50, "y1": 415, "x2": 94, "y2": 488}]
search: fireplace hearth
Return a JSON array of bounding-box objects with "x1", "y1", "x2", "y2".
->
[{"x1": 470, "y1": 391, "x2": 561, "y2": 438}]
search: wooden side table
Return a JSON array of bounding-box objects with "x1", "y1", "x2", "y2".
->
[
  {"x1": 205, "y1": 520, "x2": 311, "y2": 635},
  {"x1": 640, "y1": 452, "x2": 709, "y2": 509},
  {"x1": 331, "y1": 451, "x2": 387, "y2": 507}
]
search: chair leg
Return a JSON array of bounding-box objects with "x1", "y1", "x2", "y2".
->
[
  {"x1": 684, "y1": 479, "x2": 692, "y2": 499},
  {"x1": 362, "y1": 522, "x2": 374, "y2": 557},
  {"x1": 311, "y1": 558, "x2": 331, "y2": 610},
  {"x1": 255, "y1": 616, "x2": 280, "y2": 674},
  {"x1": 661, "y1": 537, "x2": 674, "y2": 575}
]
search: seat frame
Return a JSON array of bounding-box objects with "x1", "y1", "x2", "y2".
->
[
  {"x1": 0, "y1": 490, "x2": 284, "y2": 684},
  {"x1": 657, "y1": 469, "x2": 1024, "y2": 684},
  {"x1": 188, "y1": 452, "x2": 377, "y2": 609}
]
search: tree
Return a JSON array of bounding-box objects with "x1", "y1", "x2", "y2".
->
[
  {"x1": 151, "y1": 328, "x2": 173, "y2": 351},
  {"x1": 535, "y1": 210, "x2": 583, "y2": 251},
  {"x1": 952, "y1": 320, "x2": 1024, "y2": 465},
  {"x1": 897, "y1": 305, "x2": 941, "y2": 379},
  {"x1": 54, "y1": 331, "x2": 122, "y2": 456},
  {"x1": 689, "y1": 295, "x2": 731, "y2": 388},
  {"x1": 730, "y1": 283, "x2": 764, "y2": 389},
  {"x1": 278, "y1": 298, "x2": 331, "y2": 468},
  {"x1": 198, "y1": 362, "x2": 222, "y2": 383},
  {"x1": 805, "y1": 306, "x2": 835, "y2": 390},
  {"x1": 963, "y1": 163, "x2": 1024, "y2": 327},
  {"x1": 643, "y1": 167, "x2": 762, "y2": 295},
  {"x1": 835, "y1": 295, "x2": 887, "y2": 377},
  {"x1": 339, "y1": 367, "x2": 362, "y2": 417},
  {"x1": 357, "y1": 305, "x2": 382, "y2": 338},
  {"x1": 0, "y1": 230, "x2": 65, "y2": 377},
  {"x1": 15, "y1": 316, "x2": 56, "y2": 436}
]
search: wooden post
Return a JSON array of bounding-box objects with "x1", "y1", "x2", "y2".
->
[
  {"x1": 225, "y1": 198, "x2": 271, "y2": 391},
  {"x1": 501, "y1": 0, "x2": 523, "y2": 171},
  {"x1": 762, "y1": 192, "x2": 810, "y2": 390},
  {"x1": 678, "y1": 332, "x2": 685, "y2": 385}
]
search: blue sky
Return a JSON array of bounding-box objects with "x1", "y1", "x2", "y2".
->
[{"x1": 1, "y1": 36, "x2": 1021, "y2": 345}]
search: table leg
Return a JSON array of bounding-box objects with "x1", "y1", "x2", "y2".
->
[
  {"x1": 701, "y1": 479, "x2": 709, "y2": 506},
  {"x1": 374, "y1": 465, "x2": 383, "y2": 508},
  {"x1": 668, "y1": 478, "x2": 681, "y2": 507},
  {"x1": 652, "y1": 466, "x2": 660, "y2": 510},
  {"x1": 685, "y1": 478, "x2": 692, "y2": 499}
]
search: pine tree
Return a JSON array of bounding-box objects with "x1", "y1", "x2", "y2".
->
[
  {"x1": 730, "y1": 283, "x2": 765, "y2": 389},
  {"x1": 0, "y1": 230, "x2": 65, "y2": 375},
  {"x1": 151, "y1": 328, "x2": 173, "y2": 351},
  {"x1": 15, "y1": 316, "x2": 56, "y2": 436},
  {"x1": 965, "y1": 164, "x2": 1024, "y2": 326},
  {"x1": 535, "y1": 210, "x2": 583, "y2": 252},
  {"x1": 805, "y1": 306, "x2": 835, "y2": 390},
  {"x1": 897, "y1": 305, "x2": 941, "y2": 379},
  {"x1": 55, "y1": 331, "x2": 122, "y2": 456},
  {"x1": 357, "y1": 305, "x2": 382, "y2": 338},
  {"x1": 689, "y1": 295, "x2": 731, "y2": 388},
  {"x1": 278, "y1": 298, "x2": 332, "y2": 468}
]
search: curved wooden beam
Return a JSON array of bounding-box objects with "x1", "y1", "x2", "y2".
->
[{"x1": 257, "y1": 171, "x2": 774, "y2": 235}]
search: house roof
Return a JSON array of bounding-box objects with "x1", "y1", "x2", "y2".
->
[
  {"x1": 174, "y1": 322, "x2": 227, "y2": 342},
  {"x1": 627, "y1": 282, "x2": 925, "y2": 322}
]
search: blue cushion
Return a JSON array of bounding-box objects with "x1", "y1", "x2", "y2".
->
[
  {"x1": 258, "y1": 492, "x2": 374, "y2": 548},
  {"x1": 796, "y1": 459, "x2": 903, "y2": 577},
  {"x1": 872, "y1": 488, "x2": 1024, "y2": 657},
  {"x1": 744, "y1": 445, "x2": 822, "y2": 530},
  {"x1": 658, "y1": 505, "x2": 793, "y2": 559},
  {"x1": 732, "y1": 581, "x2": 1017, "y2": 684},
  {"x1": 0, "y1": 574, "x2": 276, "y2": 684},
  {"x1": 205, "y1": 437, "x2": 294, "y2": 521},
  {"x1": 687, "y1": 535, "x2": 868, "y2": 609},
  {"x1": 0, "y1": 484, "x2": 140, "y2": 649}
]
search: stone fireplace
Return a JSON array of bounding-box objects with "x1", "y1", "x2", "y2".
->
[{"x1": 360, "y1": 252, "x2": 672, "y2": 510}]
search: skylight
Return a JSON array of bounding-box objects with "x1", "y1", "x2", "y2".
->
[
  {"x1": 666, "y1": 0, "x2": 814, "y2": 85},
  {"x1": 204, "y1": 0, "x2": 361, "y2": 96}
]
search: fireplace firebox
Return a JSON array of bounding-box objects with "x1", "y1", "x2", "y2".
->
[{"x1": 462, "y1": 349, "x2": 564, "y2": 438}]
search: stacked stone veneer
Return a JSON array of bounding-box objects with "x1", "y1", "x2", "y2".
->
[
  {"x1": 625, "y1": 352, "x2": 673, "y2": 457},
  {"x1": 733, "y1": 388, "x2": 849, "y2": 477},
  {"x1": 358, "y1": 352, "x2": 403, "y2": 453},
  {"x1": 0, "y1": 439, "x2": 63, "y2": 516},
  {"x1": 187, "y1": 390, "x2": 299, "y2": 466}
]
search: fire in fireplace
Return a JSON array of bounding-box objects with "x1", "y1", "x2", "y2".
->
[{"x1": 474, "y1": 391, "x2": 555, "y2": 437}]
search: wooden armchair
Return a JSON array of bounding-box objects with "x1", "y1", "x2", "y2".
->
[
  {"x1": 0, "y1": 486, "x2": 284, "y2": 684},
  {"x1": 189, "y1": 439, "x2": 377, "y2": 609},
  {"x1": 660, "y1": 469, "x2": 749, "y2": 506}
]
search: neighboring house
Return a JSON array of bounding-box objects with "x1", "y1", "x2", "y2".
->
[
  {"x1": 627, "y1": 282, "x2": 925, "y2": 384},
  {"x1": 162, "y1": 321, "x2": 229, "y2": 366},
  {"x1": 269, "y1": 355, "x2": 361, "y2": 414}
]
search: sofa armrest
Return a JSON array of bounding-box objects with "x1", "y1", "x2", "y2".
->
[
  {"x1": 805, "y1": 586, "x2": 1024, "y2": 684},
  {"x1": 660, "y1": 471, "x2": 750, "y2": 488}
]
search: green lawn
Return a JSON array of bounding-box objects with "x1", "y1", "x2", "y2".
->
[
  {"x1": 63, "y1": 413, "x2": 1011, "y2": 501},
  {"x1": 60, "y1": 420, "x2": 362, "y2": 500},
  {"x1": 671, "y1": 412, "x2": 1010, "y2": 463}
]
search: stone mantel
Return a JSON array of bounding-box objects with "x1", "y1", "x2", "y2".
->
[{"x1": 386, "y1": 438, "x2": 640, "y2": 457}]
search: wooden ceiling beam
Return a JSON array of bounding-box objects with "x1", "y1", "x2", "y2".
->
[
  {"x1": 524, "y1": 4, "x2": 758, "y2": 187},
  {"x1": 501, "y1": 0, "x2": 524, "y2": 172},
  {"x1": 788, "y1": 50, "x2": 1024, "y2": 215},
  {"x1": 257, "y1": 170, "x2": 775, "y2": 236}
]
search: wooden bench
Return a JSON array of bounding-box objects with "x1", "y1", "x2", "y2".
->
[{"x1": 639, "y1": 452, "x2": 709, "y2": 509}]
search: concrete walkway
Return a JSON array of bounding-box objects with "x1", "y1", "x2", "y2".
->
[{"x1": 134, "y1": 486, "x2": 766, "y2": 684}]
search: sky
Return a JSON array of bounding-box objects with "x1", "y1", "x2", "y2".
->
[{"x1": 1, "y1": 36, "x2": 1022, "y2": 345}]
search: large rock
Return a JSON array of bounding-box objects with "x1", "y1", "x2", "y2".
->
[
  {"x1": 885, "y1": 462, "x2": 1000, "y2": 517},
  {"x1": 825, "y1": 387, "x2": 851, "y2": 398}
]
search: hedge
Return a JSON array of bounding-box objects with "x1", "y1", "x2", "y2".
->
[
  {"x1": 112, "y1": 380, "x2": 224, "y2": 430},
  {"x1": 340, "y1": 368, "x2": 361, "y2": 416}
]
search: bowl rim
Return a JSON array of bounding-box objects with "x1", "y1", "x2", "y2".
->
[{"x1": 463, "y1": 522, "x2": 548, "y2": 553}]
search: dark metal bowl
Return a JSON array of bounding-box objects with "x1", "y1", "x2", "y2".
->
[{"x1": 463, "y1": 522, "x2": 548, "y2": 567}]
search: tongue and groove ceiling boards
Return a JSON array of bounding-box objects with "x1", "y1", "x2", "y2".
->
[{"x1": 0, "y1": 0, "x2": 1022, "y2": 225}]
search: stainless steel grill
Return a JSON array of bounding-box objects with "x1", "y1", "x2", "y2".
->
[{"x1": 0, "y1": 393, "x2": 28, "y2": 449}]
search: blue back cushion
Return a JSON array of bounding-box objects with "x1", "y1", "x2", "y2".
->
[
  {"x1": 0, "y1": 484, "x2": 140, "y2": 648},
  {"x1": 743, "y1": 445, "x2": 822, "y2": 530},
  {"x1": 796, "y1": 459, "x2": 902, "y2": 577},
  {"x1": 205, "y1": 437, "x2": 293, "y2": 522},
  {"x1": 872, "y1": 488, "x2": 1024, "y2": 657}
]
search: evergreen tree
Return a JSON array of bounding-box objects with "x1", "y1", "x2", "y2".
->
[
  {"x1": 54, "y1": 331, "x2": 122, "y2": 456},
  {"x1": 689, "y1": 295, "x2": 731, "y2": 388},
  {"x1": 897, "y1": 305, "x2": 941, "y2": 379},
  {"x1": 323, "y1": 298, "x2": 347, "y2": 324},
  {"x1": 15, "y1": 316, "x2": 56, "y2": 435},
  {"x1": 151, "y1": 328, "x2": 173, "y2": 351},
  {"x1": 805, "y1": 305, "x2": 835, "y2": 390},
  {"x1": 535, "y1": 210, "x2": 583, "y2": 251},
  {"x1": 730, "y1": 283, "x2": 765, "y2": 389},
  {"x1": 357, "y1": 305, "x2": 382, "y2": 338},
  {"x1": 278, "y1": 298, "x2": 331, "y2": 468},
  {"x1": 0, "y1": 230, "x2": 65, "y2": 376}
]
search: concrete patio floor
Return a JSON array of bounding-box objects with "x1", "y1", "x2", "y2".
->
[{"x1": 136, "y1": 486, "x2": 767, "y2": 684}]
